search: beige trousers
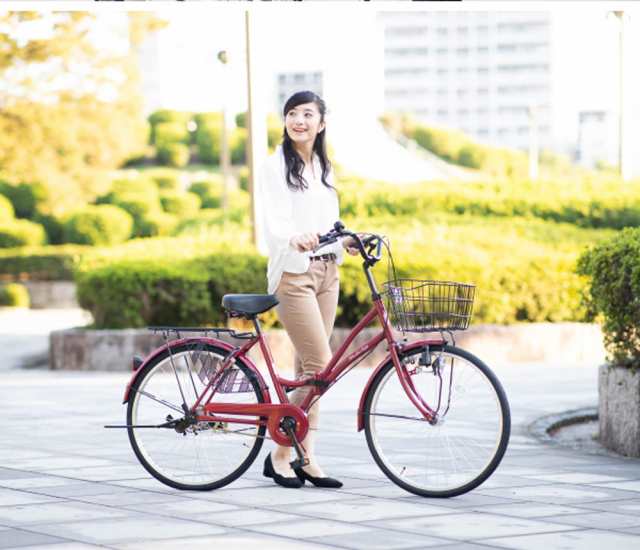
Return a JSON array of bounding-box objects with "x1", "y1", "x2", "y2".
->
[{"x1": 275, "y1": 260, "x2": 339, "y2": 429}]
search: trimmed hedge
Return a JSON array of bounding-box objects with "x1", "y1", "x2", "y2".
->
[
  {"x1": 157, "y1": 143, "x2": 190, "y2": 168},
  {"x1": 137, "y1": 211, "x2": 179, "y2": 238},
  {"x1": 63, "y1": 205, "x2": 133, "y2": 246},
  {"x1": 0, "y1": 244, "x2": 88, "y2": 281},
  {"x1": 0, "y1": 181, "x2": 49, "y2": 219},
  {"x1": 0, "y1": 194, "x2": 14, "y2": 219},
  {"x1": 160, "y1": 191, "x2": 201, "y2": 217},
  {"x1": 0, "y1": 283, "x2": 30, "y2": 307},
  {"x1": 189, "y1": 179, "x2": 223, "y2": 208},
  {"x1": 577, "y1": 228, "x2": 640, "y2": 369},
  {"x1": 0, "y1": 219, "x2": 47, "y2": 248}
]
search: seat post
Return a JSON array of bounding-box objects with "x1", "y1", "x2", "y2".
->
[{"x1": 251, "y1": 316, "x2": 262, "y2": 336}]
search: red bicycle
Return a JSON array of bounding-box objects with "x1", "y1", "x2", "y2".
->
[{"x1": 117, "y1": 221, "x2": 510, "y2": 498}]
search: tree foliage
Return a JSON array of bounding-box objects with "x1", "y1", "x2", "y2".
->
[{"x1": 0, "y1": 12, "x2": 166, "y2": 215}]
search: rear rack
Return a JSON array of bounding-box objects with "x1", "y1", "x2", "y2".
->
[{"x1": 147, "y1": 326, "x2": 255, "y2": 340}]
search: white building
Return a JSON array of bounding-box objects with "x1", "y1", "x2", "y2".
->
[
  {"x1": 379, "y1": 11, "x2": 554, "y2": 152},
  {"x1": 275, "y1": 71, "x2": 323, "y2": 111}
]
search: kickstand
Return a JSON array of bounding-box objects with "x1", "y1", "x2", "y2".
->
[{"x1": 282, "y1": 421, "x2": 309, "y2": 470}]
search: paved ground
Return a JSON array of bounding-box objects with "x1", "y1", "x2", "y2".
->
[{"x1": 1, "y1": 309, "x2": 640, "y2": 549}]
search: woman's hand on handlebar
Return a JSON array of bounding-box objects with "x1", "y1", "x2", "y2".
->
[{"x1": 290, "y1": 232, "x2": 320, "y2": 253}]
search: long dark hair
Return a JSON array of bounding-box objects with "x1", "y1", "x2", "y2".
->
[{"x1": 281, "y1": 91, "x2": 333, "y2": 191}]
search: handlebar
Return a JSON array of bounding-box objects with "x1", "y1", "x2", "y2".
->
[{"x1": 316, "y1": 221, "x2": 384, "y2": 266}]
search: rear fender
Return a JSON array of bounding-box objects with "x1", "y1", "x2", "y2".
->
[
  {"x1": 356, "y1": 339, "x2": 444, "y2": 431},
  {"x1": 122, "y1": 337, "x2": 270, "y2": 405}
]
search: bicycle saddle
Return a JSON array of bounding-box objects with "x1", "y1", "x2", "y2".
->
[{"x1": 222, "y1": 294, "x2": 279, "y2": 316}]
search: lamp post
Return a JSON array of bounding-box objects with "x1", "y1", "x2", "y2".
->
[
  {"x1": 528, "y1": 105, "x2": 539, "y2": 181},
  {"x1": 217, "y1": 49, "x2": 230, "y2": 213},
  {"x1": 609, "y1": 11, "x2": 628, "y2": 180}
]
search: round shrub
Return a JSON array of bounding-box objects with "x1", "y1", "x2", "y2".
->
[
  {"x1": 154, "y1": 121, "x2": 190, "y2": 147},
  {"x1": 238, "y1": 166, "x2": 249, "y2": 192},
  {"x1": 98, "y1": 178, "x2": 160, "y2": 205},
  {"x1": 189, "y1": 179, "x2": 223, "y2": 208},
  {"x1": 148, "y1": 110, "x2": 192, "y2": 144},
  {"x1": 195, "y1": 123, "x2": 221, "y2": 165},
  {"x1": 577, "y1": 227, "x2": 640, "y2": 369},
  {"x1": 147, "y1": 170, "x2": 181, "y2": 191},
  {"x1": 231, "y1": 127, "x2": 247, "y2": 165},
  {"x1": 0, "y1": 181, "x2": 49, "y2": 219},
  {"x1": 34, "y1": 213, "x2": 65, "y2": 245},
  {"x1": 0, "y1": 219, "x2": 47, "y2": 248},
  {"x1": 160, "y1": 191, "x2": 201, "y2": 217},
  {"x1": 63, "y1": 205, "x2": 133, "y2": 246},
  {"x1": 0, "y1": 194, "x2": 14, "y2": 219},
  {"x1": 157, "y1": 143, "x2": 190, "y2": 168},
  {"x1": 0, "y1": 283, "x2": 30, "y2": 307},
  {"x1": 137, "y1": 211, "x2": 179, "y2": 238}
]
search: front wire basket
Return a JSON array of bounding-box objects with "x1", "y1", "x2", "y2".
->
[{"x1": 383, "y1": 279, "x2": 475, "y2": 333}]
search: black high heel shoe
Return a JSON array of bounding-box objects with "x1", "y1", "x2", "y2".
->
[
  {"x1": 263, "y1": 454, "x2": 303, "y2": 489},
  {"x1": 294, "y1": 466, "x2": 343, "y2": 489}
]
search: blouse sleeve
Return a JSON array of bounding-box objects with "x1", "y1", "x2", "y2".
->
[{"x1": 258, "y1": 158, "x2": 296, "y2": 253}]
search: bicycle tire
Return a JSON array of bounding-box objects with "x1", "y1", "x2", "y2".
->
[
  {"x1": 127, "y1": 341, "x2": 266, "y2": 491},
  {"x1": 364, "y1": 344, "x2": 510, "y2": 498}
]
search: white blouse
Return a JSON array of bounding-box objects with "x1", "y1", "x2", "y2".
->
[{"x1": 258, "y1": 146, "x2": 344, "y2": 294}]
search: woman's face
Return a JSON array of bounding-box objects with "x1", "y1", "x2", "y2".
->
[{"x1": 284, "y1": 101, "x2": 325, "y2": 147}]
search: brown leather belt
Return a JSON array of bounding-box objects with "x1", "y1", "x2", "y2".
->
[{"x1": 309, "y1": 253, "x2": 337, "y2": 262}]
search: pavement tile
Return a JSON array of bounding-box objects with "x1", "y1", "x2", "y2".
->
[
  {"x1": 24, "y1": 483, "x2": 137, "y2": 499},
  {"x1": 482, "y1": 529, "x2": 640, "y2": 550},
  {"x1": 0, "y1": 527, "x2": 69, "y2": 549},
  {"x1": 475, "y1": 484, "x2": 640, "y2": 504},
  {"x1": 116, "y1": 533, "x2": 339, "y2": 549},
  {"x1": 118, "y1": 498, "x2": 239, "y2": 518},
  {"x1": 539, "y1": 511, "x2": 640, "y2": 530},
  {"x1": 311, "y1": 529, "x2": 453, "y2": 549},
  {"x1": 13, "y1": 544, "x2": 103, "y2": 550},
  {"x1": 246, "y1": 518, "x2": 370, "y2": 539},
  {"x1": 0, "y1": 477, "x2": 82, "y2": 491},
  {"x1": 0, "y1": 469, "x2": 43, "y2": 481},
  {"x1": 524, "y1": 473, "x2": 629, "y2": 484},
  {"x1": 466, "y1": 503, "x2": 589, "y2": 519},
  {"x1": 591, "y1": 481, "x2": 640, "y2": 493},
  {"x1": 190, "y1": 507, "x2": 308, "y2": 527},
  {"x1": 570, "y1": 498, "x2": 640, "y2": 516},
  {"x1": 373, "y1": 512, "x2": 577, "y2": 540},
  {"x1": 0, "y1": 488, "x2": 61, "y2": 507},
  {"x1": 0, "y1": 501, "x2": 133, "y2": 529},
  {"x1": 23, "y1": 517, "x2": 227, "y2": 545},
  {"x1": 288, "y1": 497, "x2": 458, "y2": 522}
]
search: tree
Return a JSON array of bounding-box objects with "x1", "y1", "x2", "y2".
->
[{"x1": 0, "y1": 12, "x2": 166, "y2": 215}]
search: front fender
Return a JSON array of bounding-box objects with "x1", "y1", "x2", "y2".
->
[
  {"x1": 356, "y1": 338, "x2": 444, "y2": 431},
  {"x1": 122, "y1": 337, "x2": 270, "y2": 405}
]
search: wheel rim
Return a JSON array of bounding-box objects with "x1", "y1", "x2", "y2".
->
[
  {"x1": 369, "y1": 350, "x2": 505, "y2": 494},
  {"x1": 130, "y1": 349, "x2": 262, "y2": 488}
]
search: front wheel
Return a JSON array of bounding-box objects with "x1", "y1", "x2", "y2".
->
[{"x1": 364, "y1": 344, "x2": 510, "y2": 498}]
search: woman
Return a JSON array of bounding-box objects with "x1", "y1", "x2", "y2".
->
[{"x1": 258, "y1": 90, "x2": 358, "y2": 489}]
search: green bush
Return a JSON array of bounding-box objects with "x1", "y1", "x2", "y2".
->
[
  {"x1": 235, "y1": 112, "x2": 246, "y2": 128},
  {"x1": 238, "y1": 166, "x2": 249, "y2": 192},
  {"x1": 195, "y1": 121, "x2": 221, "y2": 165},
  {"x1": 136, "y1": 211, "x2": 180, "y2": 238},
  {"x1": 63, "y1": 205, "x2": 133, "y2": 246},
  {"x1": 154, "y1": 122, "x2": 190, "y2": 147},
  {"x1": 0, "y1": 219, "x2": 47, "y2": 248},
  {"x1": 34, "y1": 213, "x2": 66, "y2": 245},
  {"x1": 231, "y1": 128, "x2": 247, "y2": 165},
  {"x1": 0, "y1": 283, "x2": 30, "y2": 307},
  {"x1": 147, "y1": 170, "x2": 181, "y2": 191},
  {"x1": 148, "y1": 110, "x2": 192, "y2": 144},
  {"x1": 577, "y1": 228, "x2": 640, "y2": 369},
  {"x1": 157, "y1": 143, "x2": 190, "y2": 168},
  {"x1": 76, "y1": 260, "x2": 216, "y2": 329},
  {"x1": 0, "y1": 181, "x2": 49, "y2": 219},
  {"x1": 0, "y1": 244, "x2": 88, "y2": 280},
  {"x1": 160, "y1": 191, "x2": 201, "y2": 217},
  {"x1": 0, "y1": 194, "x2": 14, "y2": 219},
  {"x1": 98, "y1": 178, "x2": 160, "y2": 205},
  {"x1": 189, "y1": 179, "x2": 223, "y2": 208}
]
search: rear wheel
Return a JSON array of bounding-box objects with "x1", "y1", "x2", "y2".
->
[
  {"x1": 364, "y1": 344, "x2": 510, "y2": 497},
  {"x1": 127, "y1": 342, "x2": 266, "y2": 491}
]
